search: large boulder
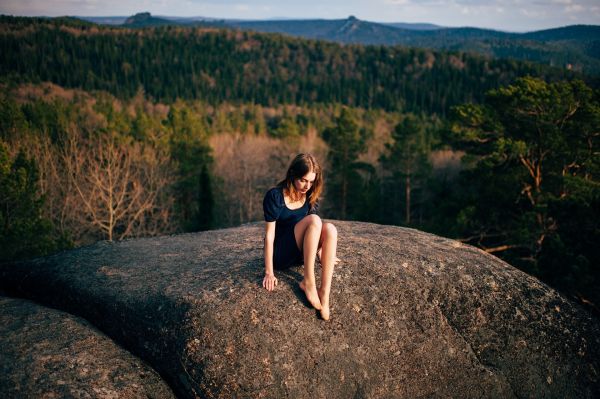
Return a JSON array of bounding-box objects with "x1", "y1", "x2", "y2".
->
[
  {"x1": 0, "y1": 296, "x2": 175, "y2": 398},
  {"x1": 0, "y1": 221, "x2": 598, "y2": 398}
]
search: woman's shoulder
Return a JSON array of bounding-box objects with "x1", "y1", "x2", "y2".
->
[
  {"x1": 263, "y1": 186, "x2": 285, "y2": 222},
  {"x1": 264, "y1": 186, "x2": 284, "y2": 204}
]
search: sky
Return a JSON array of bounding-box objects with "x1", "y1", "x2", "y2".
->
[{"x1": 1, "y1": 0, "x2": 599, "y2": 32}]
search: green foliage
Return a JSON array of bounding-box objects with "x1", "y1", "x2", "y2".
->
[
  {"x1": 540, "y1": 178, "x2": 599, "y2": 302},
  {"x1": 380, "y1": 114, "x2": 433, "y2": 226},
  {"x1": 0, "y1": 142, "x2": 68, "y2": 261},
  {"x1": 2, "y1": 69, "x2": 598, "y2": 310},
  {"x1": 0, "y1": 17, "x2": 581, "y2": 116},
  {"x1": 322, "y1": 107, "x2": 370, "y2": 219},
  {"x1": 0, "y1": 97, "x2": 29, "y2": 140},
  {"x1": 448, "y1": 77, "x2": 600, "y2": 305},
  {"x1": 21, "y1": 99, "x2": 72, "y2": 142},
  {"x1": 268, "y1": 115, "x2": 301, "y2": 138},
  {"x1": 165, "y1": 102, "x2": 214, "y2": 231},
  {"x1": 232, "y1": 19, "x2": 600, "y2": 76}
]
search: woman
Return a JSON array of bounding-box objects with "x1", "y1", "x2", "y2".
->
[{"x1": 262, "y1": 153, "x2": 339, "y2": 320}]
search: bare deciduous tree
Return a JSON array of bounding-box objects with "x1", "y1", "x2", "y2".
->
[{"x1": 64, "y1": 133, "x2": 174, "y2": 241}]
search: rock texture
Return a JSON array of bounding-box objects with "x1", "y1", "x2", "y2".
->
[
  {"x1": 0, "y1": 297, "x2": 175, "y2": 398},
  {"x1": 0, "y1": 221, "x2": 598, "y2": 398}
]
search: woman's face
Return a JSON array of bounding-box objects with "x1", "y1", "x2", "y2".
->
[{"x1": 294, "y1": 172, "x2": 316, "y2": 195}]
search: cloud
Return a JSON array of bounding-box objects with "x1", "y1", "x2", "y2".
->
[
  {"x1": 521, "y1": 7, "x2": 550, "y2": 18},
  {"x1": 565, "y1": 4, "x2": 584, "y2": 12},
  {"x1": 384, "y1": 0, "x2": 410, "y2": 4}
]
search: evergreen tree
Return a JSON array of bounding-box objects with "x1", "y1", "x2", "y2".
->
[
  {"x1": 322, "y1": 107, "x2": 369, "y2": 219},
  {"x1": 450, "y1": 77, "x2": 600, "y2": 305},
  {"x1": 0, "y1": 16, "x2": 578, "y2": 116},
  {"x1": 197, "y1": 164, "x2": 214, "y2": 230},
  {"x1": 269, "y1": 114, "x2": 301, "y2": 138},
  {"x1": 0, "y1": 142, "x2": 65, "y2": 261},
  {"x1": 380, "y1": 115, "x2": 432, "y2": 225},
  {"x1": 0, "y1": 97, "x2": 29, "y2": 141},
  {"x1": 165, "y1": 102, "x2": 214, "y2": 231}
]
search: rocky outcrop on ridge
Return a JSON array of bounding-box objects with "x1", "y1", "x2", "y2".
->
[
  {"x1": 0, "y1": 221, "x2": 598, "y2": 398},
  {"x1": 0, "y1": 296, "x2": 175, "y2": 398}
]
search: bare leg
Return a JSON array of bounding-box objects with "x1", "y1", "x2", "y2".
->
[
  {"x1": 294, "y1": 215, "x2": 322, "y2": 310},
  {"x1": 318, "y1": 223, "x2": 338, "y2": 320}
]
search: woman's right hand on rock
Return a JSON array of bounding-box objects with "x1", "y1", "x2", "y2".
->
[{"x1": 263, "y1": 273, "x2": 278, "y2": 291}]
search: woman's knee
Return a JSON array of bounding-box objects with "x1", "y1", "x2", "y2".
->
[
  {"x1": 323, "y1": 222, "x2": 337, "y2": 240},
  {"x1": 295, "y1": 215, "x2": 322, "y2": 246},
  {"x1": 305, "y1": 214, "x2": 322, "y2": 229}
]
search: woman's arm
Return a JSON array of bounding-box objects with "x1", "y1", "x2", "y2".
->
[{"x1": 263, "y1": 221, "x2": 278, "y2": 291}]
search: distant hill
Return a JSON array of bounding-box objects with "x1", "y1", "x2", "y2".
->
[
  {"x1": 81, "y1": 14, "x2": 234, "y2": 27},
  {"x1": 122, "y1": 12, "x2": 172, "y2": 27},
  {"x1": 521, "y1": 25, "x2": 600, "y2": 41},
  {"x1": 383, "y1": 22, "x2": 442, "y2": 31},
  {"x1": 226, "y1": 17, "x2": 599, "y2": 75},
  {"x1": 0, "y1": 14, "x2": 580, "y2": 115},
  {"x1": 229, "y1": 16, "x2": 412, "y2": 45},
  {"x1": 79, "y1": 16, "x2": 128, "y2": 25},
  {"x1": 92, "y1": 13, "x2": 599, "y2": 75},
  {"x1": 81, "y1": 12, "x2": 188, "y2": 27}
]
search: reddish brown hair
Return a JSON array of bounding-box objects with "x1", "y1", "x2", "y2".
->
[{"x1": 278, "y1": 153, "x2": 323, "y2": 208}]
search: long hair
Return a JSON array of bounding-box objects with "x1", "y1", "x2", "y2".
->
[{"x1": 277, "y1": 153, "x2": 323, "y2": 208}]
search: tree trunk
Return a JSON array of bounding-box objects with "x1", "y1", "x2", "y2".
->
[
  {"x1": 341, "y1": 173, "x2": 347, "y2": 220},
  {"x1": 405, "y1": 172, "x2": 411, "y2": 225}
]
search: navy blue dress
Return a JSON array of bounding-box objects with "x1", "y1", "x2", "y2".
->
[{"x1": 263, "y1": 186, "x2": 319, "y2": 269}]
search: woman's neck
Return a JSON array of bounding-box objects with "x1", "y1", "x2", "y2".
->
[{"x1": 284, "y1": 188, "x2": 304, "y2": 203}]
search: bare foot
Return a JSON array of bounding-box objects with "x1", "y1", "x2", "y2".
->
[
  {"x1": 300, "y1": 280, "x2": 322, "y2": 310},
  {"x1": 320, "y1": 306, "x2": 330, "y2": 321},
  {"x1": 318, "y1": 290, "x2": 330, "y2": 321}
]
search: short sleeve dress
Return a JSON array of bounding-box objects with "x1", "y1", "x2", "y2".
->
[{"x1": 263, "y1": 186, "x2": 319, "y2": 269}]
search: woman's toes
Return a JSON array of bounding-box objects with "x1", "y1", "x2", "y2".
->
[{"x1": 320, "y1": 306, "x2": 330, "y2": 321}]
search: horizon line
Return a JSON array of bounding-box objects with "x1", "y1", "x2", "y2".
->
[{"x1": 3, "y1": 12, "x2": 598, "y2": 34}]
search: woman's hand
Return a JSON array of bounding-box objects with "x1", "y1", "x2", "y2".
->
[{"x1": 263, "y1": 273, "x2": 278, "y2": 291}]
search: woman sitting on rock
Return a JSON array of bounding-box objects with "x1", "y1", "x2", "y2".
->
[{"x1": 262, "y1": 153, "x2": 339, "y2": 320}]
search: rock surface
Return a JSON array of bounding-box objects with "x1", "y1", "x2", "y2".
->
[
  {"x1": 0, "y1": 221, "x2": 599, "y2": 398},
  {"x1": 0, "y1": 296, "x2": 175, "y2": 398}
]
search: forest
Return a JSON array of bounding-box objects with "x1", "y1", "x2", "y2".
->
[
  {"x1": 1, "y1": 16, "x2": 598, "y2": 312},
  {"x1": 0, "y1": 15, "x2": 584, "y2": 116}
]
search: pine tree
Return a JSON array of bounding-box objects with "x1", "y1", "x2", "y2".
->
[
  {"x1": 0, "y1": 142, "x2": 63, "y2": 260},
  {"x1": 322, "y1": 107, "x2": 368, "y2": 219},
  {"x1": 380, "y1": 115, "x2": 432, "y2": 225},
  {"x1": 450, "y1": 77, "x2": 600, "y2": 305},
  {"x1": 165, "y1": 102, "x2": 214, "y2": 231}
]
